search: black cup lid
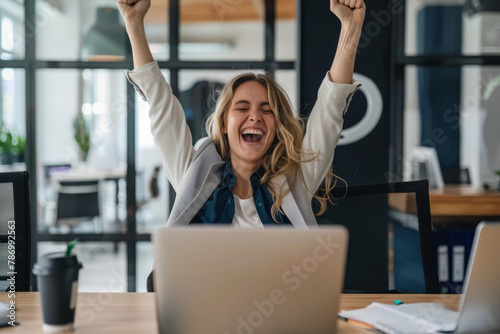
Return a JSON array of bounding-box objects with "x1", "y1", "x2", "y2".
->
[{"x1": 32, "y1": 252, "x2": 83, "y2": 276}]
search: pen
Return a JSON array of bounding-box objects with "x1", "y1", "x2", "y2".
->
[{"x1": 339, "y1": 315, "x2": 376, "y2": 330}]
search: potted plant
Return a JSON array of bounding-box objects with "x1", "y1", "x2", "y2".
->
[
  {"x1": 73, "y1": 111, "x2": 91, "y2": 163},
  {"x1": 10, "y1": 131, "x2": 26, "y2": 163},
  {"x1": 0, "y1": 124, "x2": 26, "y2": 165},
  {"x1": 0, "y1": 129, "x2": 11, "y2": 165}
]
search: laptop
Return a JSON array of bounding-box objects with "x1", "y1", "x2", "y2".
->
[
  {"x1": 152, "y1": 226, "x2": 348, "y2": 334},
  {"x1": 338, "y1": 222, "x2": 500, "y2": 333},
  {"x1": 455, "y1": 221, "x2": 500, "y2": 333}
]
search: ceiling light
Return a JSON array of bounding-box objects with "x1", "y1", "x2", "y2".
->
[{"x1": 82, "y1": 7, "x2": 127, "y2": 62}]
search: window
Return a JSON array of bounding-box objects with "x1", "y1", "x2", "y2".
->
[{"x1": 1, "y1": 0, "x2": 296, "y2": 292}]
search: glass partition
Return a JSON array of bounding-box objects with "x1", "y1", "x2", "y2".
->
[
  {"x1": 0, "y1": 68, "x2": 26, "y2": 169},
  {"x1": 36, "y1": 69, "x2": 127, "y2": 234},
  {"x1": 403, "y1": 65, "x2": 500, "y2": 187},
  {"x1": 35, "y1": 1, "x2": 154, "y2": 61}
]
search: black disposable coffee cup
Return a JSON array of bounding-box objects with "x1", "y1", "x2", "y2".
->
[{"x1": 32, "y1": 252, "x2": 83, "y2": 333}]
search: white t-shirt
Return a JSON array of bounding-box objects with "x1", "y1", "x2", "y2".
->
[{"x1": 231, "y1": 195, "x2": 264, "y2": 229}]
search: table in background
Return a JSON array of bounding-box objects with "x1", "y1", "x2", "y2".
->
[
  {"x1": 389, "y1": 184, "x2": 500, "y2": 227},
  {"x1": 50, "y1": 167, "x2": 127, "y2": 223},
  {"x1": 0, "y1": 292, "x2": 460, "y2": 333},
  {"x1": 0, "y1": 163, "x2": 26, "y2": 173},
  {"x1": 50, "y1": 167, "x2": 126, "y2": 183}
]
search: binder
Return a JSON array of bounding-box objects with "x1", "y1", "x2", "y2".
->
[
  {"x1": 434, "y1": 229, "x2": 453, "y2": 294},
  {"x1": 464, "y1": 229, "x2": 475, "y2": 273},
  {"x1": 433, "y1": 228, "x2": 477, "y2": 294},
  {"x1": 450, "y1": 230, "x2": 466, "y2": 294}
]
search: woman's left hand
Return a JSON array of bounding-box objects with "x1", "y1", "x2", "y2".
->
[{"x1": 330, "y1": 0, "x2": 366, "y2": 28}]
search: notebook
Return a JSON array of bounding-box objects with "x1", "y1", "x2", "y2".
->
[
  {"x1": 338, "y1": 221, "x2": 500, "y2": 333},
  {"x1": 152, "y1": 226, "x2": 348, "y2": 334}
]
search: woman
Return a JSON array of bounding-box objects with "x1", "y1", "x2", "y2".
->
[{"x1": 119, "y1": 0, "x2": 365, "y2": 229}]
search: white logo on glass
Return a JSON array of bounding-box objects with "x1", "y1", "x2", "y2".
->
[{"x1": 338, "y1": 73, "x2": 383, "y2": 146}]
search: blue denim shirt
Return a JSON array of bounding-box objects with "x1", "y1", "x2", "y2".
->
[{"x1": 192, "y1": 161, "x2": 292, "y2": 226}]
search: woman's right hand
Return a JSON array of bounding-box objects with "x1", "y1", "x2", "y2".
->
[
  {"x1": 117, "y1": 0, "x2": 151, "y2": 22},
  {"x1": 117, "y1": 0, "x2": 154, "y2": 69}
]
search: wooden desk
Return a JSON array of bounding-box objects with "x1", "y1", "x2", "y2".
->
[
  {"x1": 1, "y1": 292, "x2": 460, "y2": 333},
  {"x1": 389, "y1": 185, "x2": 500, "y2": 227}
]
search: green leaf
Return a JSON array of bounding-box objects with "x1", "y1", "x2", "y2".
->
[
  {"x1": 0, "y1": 124, "x2": 26, "y2": 156},
  {"x1": 73, "y1": 111, "x2": 91, "y2": 161},
  {"x1": 66, "y1": 239, "x2": 79, "y2": 256}
]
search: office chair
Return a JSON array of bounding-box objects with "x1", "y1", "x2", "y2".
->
[
  {"x1": 0, "y1": 171, "x2": 31, "y2": 291},
  {"x1": 55, "y1": 180, "x2": 100, "y2": 227},
  {"x1": 147, "y1": 180, "x2": 439, "y2": 294},
  {"x1": 323, "y1": 179, "x2": 440, "y2": 294},
  {"x1": 137, "y1": 166, "x2": 161, "y2": 209},
  {"x1": 180, "y1": 80, "x2": 223, "y2": 144}
]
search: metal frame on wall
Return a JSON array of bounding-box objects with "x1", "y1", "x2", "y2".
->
[
  {"x1": 390, "y1": 0, "x2": 500, "y2": 181},
  {"x1": 0, "y1": 0, "x2": 294, "y2": 292}
]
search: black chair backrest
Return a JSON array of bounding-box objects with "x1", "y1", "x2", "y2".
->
[
  {"x1": 57, "y1": 180, "x2": 100, "y2": 220},
  {"x1": 0, "y1": 171, "x2": 31, "y2": 291},
  {"x1": 149, "y1": 166, "x2": 161, "y2": 199},
  {"x1": 325, "y1": 180, "x2": 440, "y2": 294}
]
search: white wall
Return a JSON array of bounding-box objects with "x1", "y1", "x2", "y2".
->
[
  {"x1": 36, "y1": 69, "x2": 80, "y2": 164},
  {"x1": 36, "y1": 0, "x2": 81, "y2": 60}
]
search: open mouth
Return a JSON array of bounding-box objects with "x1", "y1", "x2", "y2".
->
[{"x1": 242, "y1": 129, "x2": 264, "y2": 143}]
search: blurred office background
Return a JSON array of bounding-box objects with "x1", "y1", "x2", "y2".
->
[{"x1": 0, "y1": 0, "x2": 499, "y2": 292}]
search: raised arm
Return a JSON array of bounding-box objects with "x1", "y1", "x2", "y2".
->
[
  {"x1": 117, "y1": 0, "x2": 154, "y2": 69},
  {"x1": 300, "y1": 1, "x2": 365, "y2": 196},
  {"x1": 118, "y1": 0, "x2": 196, "y2": 191},
  {"x1": 328, "y1": 0, "x2": 365, "y2": 84}
]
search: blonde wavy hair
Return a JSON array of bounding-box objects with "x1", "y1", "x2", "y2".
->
[{"x1": 205, "y1": 72, "x2": 340, "y2": 220}]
